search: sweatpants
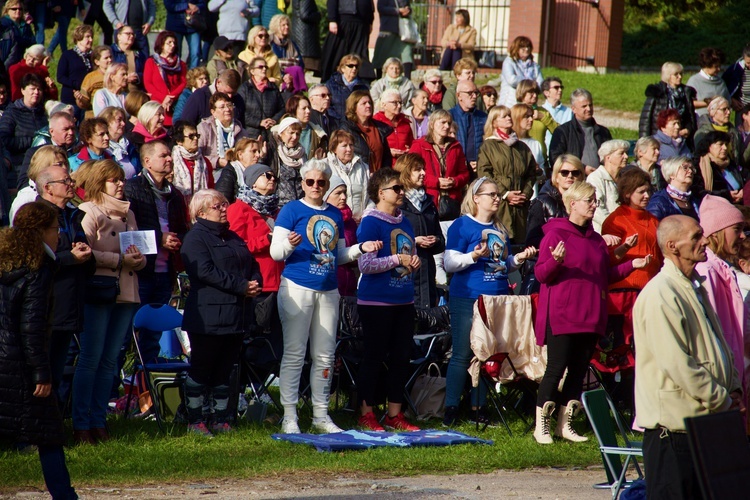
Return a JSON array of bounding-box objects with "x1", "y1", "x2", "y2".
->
[{"x1": 277, "y1": 277, "x2": 339, "y2": 419}]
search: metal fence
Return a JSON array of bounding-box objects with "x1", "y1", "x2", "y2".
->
[{"x1": 410, "y1": 0, "x2": 510, "y2": 67}]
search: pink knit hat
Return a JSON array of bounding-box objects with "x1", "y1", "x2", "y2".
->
[{"x1": 699, "y1": 194, "x2": 745, "y2": 236}]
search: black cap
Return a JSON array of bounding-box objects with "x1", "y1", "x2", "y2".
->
[{"x1": 214, "y1": 36, "x2": 232, "y2": 52}]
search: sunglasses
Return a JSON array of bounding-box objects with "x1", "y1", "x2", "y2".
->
[
  {"x1": 427, "y1": 80, "x2": 442, "y2": 85},
  {"x1": 549, "y1": 85, "x2": 564, "y2": 91},
  {"x1": 344, "y1": 64, "x2": 359, "y2": 69},
  {"x1": 381, "y1": 184, "x2": 404, "y2": 194},
  {"x1": 257, "y1": 33, "x2": 269, "y2": 38},
  {"x1": 254, "y1": 65, "x2": 268, "y2": 70},
  {"x1": 261, "y1": 172, "x2": 276, "y2": 181},
  {"x1": 559, "y1": 169, "x2": 582, "y2": 178},
  {"x1": 186, "y1": 133, "x2": 201, "y2": 140},
  {"x1": 312, "y1": 93, "x2": 331, "y2": 98},
  {"x1": 304, "y1": 178, "x2": 327, "y2": 187}
]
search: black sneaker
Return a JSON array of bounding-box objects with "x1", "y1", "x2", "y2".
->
[
  {"x1": 468, "y1": 408, "x2": 495, "y2": 427},
  {"x1": 442, "y1": 406, "x2": 459, "y2": 427}
]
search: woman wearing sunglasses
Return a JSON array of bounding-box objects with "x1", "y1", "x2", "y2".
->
[
  {"x1": 239, "y1": 25, "x2": 281, "y2": 83},
  {"x1": 522, "y1": 154, "x2": 585, "y2": 294},
  {"x1": 181, "y1": 189, "x2": 262, "y2": 437},
  {"x1": 270, "y1": 159, "x2": 381, "y2": 434},
  {"x1": 171, "y1": 120, "x2": 214, "y2": 206},
  {"x1": 267, "y1": 116, "x2": 308, "y2": 207},
  {"x1": 442, "y1": 177, "x2": 537, "y2": 426}
]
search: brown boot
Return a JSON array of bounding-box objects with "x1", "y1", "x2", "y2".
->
[
  {"x1": 73, "y1": 429, "x2": 96, "y2": 445},
  {"x1": 90, "y1": 427, "x2": 110, "y2": 443}
]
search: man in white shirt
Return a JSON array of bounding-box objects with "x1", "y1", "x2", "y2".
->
[{"x1": 542, "y1": 77, "x2": 573, "y2": 150}]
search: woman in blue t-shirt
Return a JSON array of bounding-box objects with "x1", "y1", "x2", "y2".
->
[
  {"x1": 270, "y1": 159, "x2": 381, "y2": 435},
  {"x1": 355, "y1": 167, "x2": 423, "y2": 432},
  {"x1": 443, "y1": 177, "x2": 537, "y2": 426}
]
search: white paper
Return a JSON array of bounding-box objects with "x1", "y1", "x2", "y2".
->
[{"x1": 119, "y1": 230, "x2": 158, "y2": 255}]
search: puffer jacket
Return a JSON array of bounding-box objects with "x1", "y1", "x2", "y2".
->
[
  {"x1": 0, "y1": 16, "x2": 34, "y2": 69},
  {"x1": 325, "y1": 72, "x2": 369, "y2": 122},
  {"x1": 0, "y1": 256, "x2": 66, "y2": 446},
  {"x1": 124, "y1": 173, "x2": 189, "y2": 277},
  {"x1": 638, "y1": 81, "x2": 697, "y2": 138},
  {"x1": 525, "y1": 180, "x2": 566, "y2": 249},
  {"x1": 646, "y1": 188, "x2": 700, "y2": 221},
  {"x1": 401, "y1": 195, "x2": 444, "y2": 309},
  {"x1": 237, "y1": 78, "x2": 285, "y2": 139},
  {"x1": 291, "y1": 0, "x2": 322, "y2": 59},
  {"x1": 0, "y1": 99, "x2": 48, "y2": 168}
]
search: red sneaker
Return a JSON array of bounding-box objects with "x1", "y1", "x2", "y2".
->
[
  {"x1": 384, "y1": 412, "x2": 420, "y2": 431},
  {"x1": 358, "y1": 411, "x2": 385, "y2": 432}
]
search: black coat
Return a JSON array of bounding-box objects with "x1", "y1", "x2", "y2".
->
[
  {"x1": 548, "y1": 118, "x2": 612, "y2": 169},
  {"x1": 309, "y1": 108, "x2": 339, "y2": 136},
  {"x1": 291, "y1": 0, "x2": 322, "y2": 59},
  {"x1": 36, "y1": 197, "x2": 95, "y2": 332},
  {"x1": 377, "y1": 0, "x2": 409, "y2": 35},
  {"x1": 215, "y1": 166, "x2": 240, "y2": 204},
  {"x1": 124, "y1": 173, "x2": 189, "y2": 276},
  {"x1": 0, "y1": 257, "x2": 66, "y2": 446},
  {"x1": 339, "y1": 117, "x2": 393, "y2": 171},
  {"x1": 181, "y1": 218, "x2": 262, "y2": 335},
  {"x1": 401, "y1": 196, "x2": 444, "y2": 309},
  {"x1": 525, "y1": 180, "x2": 566, "y2": 249},
  {"x1": 0, "y1": 100, "x2": 48, "y2": 168},
  {"x1": 638, "y1": 82, "x2": 697, "y2": 138},
  {"x1": 180, "y1": 85, "x2": 246, "y2": 129},
  {"x1": 237, "y1": 79, "x2": 285, "y2": 140}
]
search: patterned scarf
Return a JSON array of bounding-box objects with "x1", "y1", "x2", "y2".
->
[
  {"x1": 328, "y1": 151, "x2": 354, "y2": 175},
  {"x1": 666, "y1": 85, "x2": 687, "y2": 116},
  {"x1": 215, "y1": 119, "x2": 235, "y2": 159},
  {"x1": 151, "y1": 53, "x2": 182, "y2": 87},
  {"x1": 666, "y1": 184, "x2": 691, "y2": 202},
  {"x1": 277, "y1": 141, "x2": 305, "y2": 168},
  {"x1": 171, "y1": 145, "x2": 208, "y2": 197},
  {"x1": 237, "y1": 186, "x2": 279, "y2": 216},
  {"x1": 406, "y1": 188, "x2": 426, "y2": 212},
  {"x1": 74, "y1": 46, "x2": 92, "y2": 72}
]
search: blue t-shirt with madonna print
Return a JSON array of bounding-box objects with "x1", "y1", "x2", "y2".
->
[
  {"x1": 276, "y1": 200, "x2": 344, "y2": 291},
  {"x1": 447, "y1": 215, "x2": 515, "y2": 300}
]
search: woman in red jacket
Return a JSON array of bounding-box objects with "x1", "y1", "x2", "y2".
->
[
  {"x1": 226, "y1": 163, "x2": 283, "y2": 338},
  {"x1": 408, "y1": 109, "x2": 470, "y2": 220},
  {"x1": 144, "y1": 31, "x2": 187, "y2": 127},
  {"x1": 374, "y1": 88, "x2": 414, "y2": 166},
  {"x1": 533, "y1": 181, "x2": 651, "y2": 445}
]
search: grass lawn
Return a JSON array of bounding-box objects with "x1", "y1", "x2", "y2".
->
[{"x1": 0, "y1": 409, "x2": 607, "y2": 491}]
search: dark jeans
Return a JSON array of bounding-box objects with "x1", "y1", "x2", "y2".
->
[
  {"x1": 38, "y1": 445, "x2": 77, "y2": 499},
  {"x1": 356, "y1": 304, "x2": 415, "y2": 406},
  {"x1": 49, "y1": 330, "x2": 76, "y2": 391},
  {"x1": 536, "y1": 328, "x2": 598, "y2": 407},
  {"x1": 137, "y1": 272, "x2": 174, "y2": 362},
  {"x1": 643, "y1": 428, "x2": 703, "y2": 499},
  {"x1": 440, "y1": 48, "x2": 463, "y2": 71},
  {"x1": 83, "y1": 1, "x2": 113, "y2": 46},
  {"x1": 187, "y1": 332, "x2": 243, "y2": 386}
]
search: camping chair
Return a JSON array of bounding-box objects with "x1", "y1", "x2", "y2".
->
[
  {"x1": 238, "y1": 329, "x2": 284, "y2": 415},
  {"x1": 332, "y1": 296, "x2": 364, "y2": 411},
  {"x1": 686, "y1": 410, "x2": 750, "y2": 499},
  {"x1": 469, "y1": 294, "x2": 545, "y2": 435},
  {"x1": 581, "y1": 388, "x2": 643, "y2": 499},
  {"x1": 126, "y1": 303, "x2": 189, "y2": 432}
]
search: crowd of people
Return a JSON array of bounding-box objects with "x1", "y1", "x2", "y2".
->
[{"x1": 0, "y1": 1, "x2": 749, "y2": 498}]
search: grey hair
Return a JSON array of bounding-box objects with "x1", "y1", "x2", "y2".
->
[
  {"x1": 422, "y1": 69, "x2": 442, "y2": 83},
  {"x1": 300, "y1": 158, "x2": 332, "y2": 180},
  {"x1": 308, "y1": 83, "x2": 328, "y2": 96},
  {"x1": 379, "y1": 88, "x2": 402, "y2": 109},
  {"x1": 660, "y1": 62, "x2": 683, "y2": 83},
  {"x1": 661, "y1": 155, "x2": 692, "y2": 182},
  {"x1": 188, "y1": 188, "x2": 227, "y2": 223},
  {"x1": 36, "y1": 163, "x2": 70, "y2": 191},
  {"x1": 569, "y1": 88, "x2": 592, "y2": 106},
  {"x1": 137, "y1": 101, "x2": 163, "y2": 127},
  {"x1": 412, "y1": 89, "x2": 428, "y2": 101},
  {"x1": 25, "y1": 44, "x2": 47, "y2": 58},
  {"x1": 634, "y1": 136, "x2": 659, "y2": 156},
  {"x1": 598, "y1": 139, "x2": 631, "y2": 163},
  {"x1": 381, "y1": 57, "x2": 403, "y2": 75}
]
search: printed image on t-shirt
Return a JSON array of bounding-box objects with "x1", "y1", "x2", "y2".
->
[
  {"x1": 482, "y1": 229, "x2": 508, "y2": 280},
  {"x1": 390, "y1": 228, "x2": 414, "y2": 284},
  {"x1": 306, "y1": 214, "x2": 339, "y2": 276}
]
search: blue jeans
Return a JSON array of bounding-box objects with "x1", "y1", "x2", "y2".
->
[
  {"x1": 445, "y1": 296, "x2": 486, "y2": 408},
  {"x1": 38, "y1": 445, "x2": 77, "y2": 499},
  {"x1": 136, "y1": 271, "x2": 174, "y2": 362},
  {"x1": 73, "y1": 302, "x2": 137, "y2": 430},
  {"x1": 175, "y1": 32, "x2": 201, "y2": 69},
  {"x1": 48, "y1": 16, "x2": 71, "y2": 55}
]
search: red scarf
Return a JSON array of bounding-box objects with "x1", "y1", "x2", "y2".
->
[
  {"x1": 253, "y1": 77, "x2": 268, "y2": 92},
  {"x1": 495, "y1": 129, "x2": 510, "y2": 140}
]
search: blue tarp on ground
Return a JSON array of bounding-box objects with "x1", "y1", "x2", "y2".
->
[{"x1": 271, "y1": 429, "x2": 493, "y2": 452}]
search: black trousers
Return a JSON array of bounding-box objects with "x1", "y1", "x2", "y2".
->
[
  {"x1": 643, "y1": 428, "x2": 703, "y2": 500},
  {"x1": 356, "y1": 304, "x2": 415, "y2": 407},
  {"x1": 537, "y1": 328, "x2": 598, "y2": 407},
  {"x1": 187, "y1": 332, "x2": 243, "y2": 386}
]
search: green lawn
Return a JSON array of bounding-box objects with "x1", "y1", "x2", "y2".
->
[{"x1": 0, "y1": 410, "x2": 607, "y2": 491}]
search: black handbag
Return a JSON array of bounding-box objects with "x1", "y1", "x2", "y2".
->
[
  {"x1": 438, "y1": 193, "x2": 461, "y2": 220},
  {"x1": 185, "y1": 11, "x2": 207, "y2": 33},
  {"x1": 85, "y1": 275, "x2": 120, "y2": 305}
]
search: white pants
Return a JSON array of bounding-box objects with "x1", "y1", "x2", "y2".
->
[{"x1": 277, "y1": 277, "x2": 340, "y2": 419}]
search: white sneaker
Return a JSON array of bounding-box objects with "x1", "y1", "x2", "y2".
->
[
  {"x1": 312, "y1": 415, "x2": 344, "y2": 434},
  {"x1": 280, "y1": 417, "x2": 301, "y2": 434}
]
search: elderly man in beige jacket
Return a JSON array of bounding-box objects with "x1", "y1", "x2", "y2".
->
[{"x1": 633, "y1": 214, "x2": 744, "y2": 499}]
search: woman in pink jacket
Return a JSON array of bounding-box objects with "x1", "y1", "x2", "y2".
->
[{"x1": 533, "y1": 181, "x2": 650, "y2": 445}]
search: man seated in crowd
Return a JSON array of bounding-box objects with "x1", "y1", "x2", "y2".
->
[{"x1": 181, "y1": 69, "x2": 245, "y2": 128}]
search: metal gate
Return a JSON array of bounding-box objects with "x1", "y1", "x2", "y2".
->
[{"x1": 411, "y1": 0, "x2": 510, "y2": 67}]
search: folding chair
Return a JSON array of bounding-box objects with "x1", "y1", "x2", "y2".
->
[
  {"x1": 126, "y1": 303, "x2": 189, "y2": 432},
  {"x1": 332, "y1": 296, "x2": 364, "y2": 411},
  {"x1": 581, "y1": 388, "x2": 643, "y2": 499},
  {"x1": 469, "y1": 294, "x2": 544, "y2": 435},
  {"x1": 238, "y1": 331, "x2": 283, "y2": 414},
  {"x1": 686, "y1": 410, "x2": 750, "y2": 499}
]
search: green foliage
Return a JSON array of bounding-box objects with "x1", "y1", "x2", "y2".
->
[{"x1": 623, "y1": 0, "x2": 750, "y2": 67}]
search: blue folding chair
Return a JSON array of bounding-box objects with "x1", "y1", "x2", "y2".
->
[{"x1": 125, "y1": 303, "x2": 189, "y2": 432}]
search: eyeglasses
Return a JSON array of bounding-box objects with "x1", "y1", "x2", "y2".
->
[
  {"x1": 386, "y1": 101, "x2": 403, "y2": 106},
  {"x1": 48, "y1": 177, "x2": 76, "y2": 186},
  {"x1": 106, "y1": 178, "x2": 124, "y2": 184},
  {"x1": 559, "y1": 169, "x2": 582, "y2": 178},
  {"x1": 253, "y1": 65, "x2": 268, "y2": 70},
  {"x1": 344, "y1": 64, "x2": 359, "y2": 69},
  {"x1": 460, "y1": 91, "x2": 480, "y2": 96},
  {"x1": 476, "y1": 191, "x2": 500, "y2": 199},
  {"x1": 548, "y1": 85, "x2": 564, "y2": 91},
  {"x1": 579, "y1": 197, "x2": 597, "y2": 205},
  {"x1": 186, "y1": 133, "x2": 201, "y2": 140},
  {"x1": 304, "y1": 178, "x2": 327, "y2": 187},
  {"x1": 381, "y1": 184, "x2": 404, "y2": 194},
  {"x1": 679, "y1": 163, "x2": 696, "y2": 173},
  {"x1": 120, "y1": 31, "x2": 135, "y2": 36},
  {"x1": 209, "y1": 201, "x2": 230, "y2": 211},
  {"x1": 215, "y1": 104, "x2": 234, "y2": 110},
  {"x1": 427, "y1": 80, "x2": 442, "y2": 85}
]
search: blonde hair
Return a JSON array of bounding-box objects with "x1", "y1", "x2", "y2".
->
[
  {"x1": 268, "y1": 14, "x2": 291, "y2": 37},
  {"x1": 562, "y1": 181, "x2": 596, "y2": 214},
  {"x1": 550, "y1": 154, "x2": 584, "y2": 188},
  {"x1": 137, "y1": 101, "x2": 163, "y2": 128},
  {"x1": 246, "y1": 25, "x2": 270, "y2": 52},
  {"x1": 461, "y1": 177, "x2": 503, "y2": 227},
  {"x1": 511, "y1": 103, "x2": 532, "y2": 138},
  {"x1": 484, "y1": 105, "x2": 510, "y2": 139},
  {"x1": 189, "y1": 189, "x2": 226, "y2": 223},
  {"x1": 28, "y1": 145, "x2": 68, "y2": 182}
]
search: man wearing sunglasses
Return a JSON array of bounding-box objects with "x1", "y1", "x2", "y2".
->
[
  {"x1": 308, "y1": 83, "x2": 339, "y2": 136},
  {"x1": 449, "y1": 79, "x2": 487, "y2": 172},
  {"x1": 541, "y1": 77, "x2": 573, "y2": 150}
]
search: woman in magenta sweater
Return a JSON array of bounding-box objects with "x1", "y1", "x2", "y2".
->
[{"x1": 533, "y1": 181, "x2": 651, "y2": 445}]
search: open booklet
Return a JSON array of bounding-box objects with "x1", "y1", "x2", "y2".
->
[{"x1": 119, "y1": 230, "x2": 158, "y2": 255}]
